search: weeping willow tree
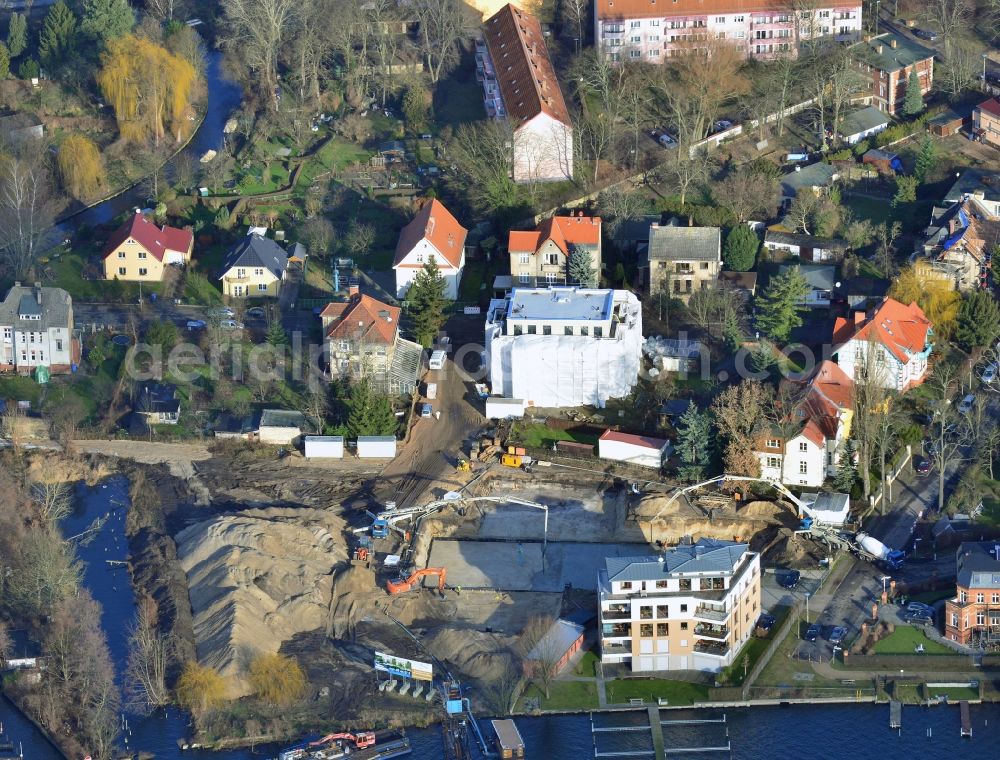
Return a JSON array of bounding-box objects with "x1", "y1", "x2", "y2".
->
[
  {"x1": 57, "y1": 134, "x2": 104, "y2": 199},
  {"x1": 97, "y1": 35, "x2": 196, "y2": 145}
]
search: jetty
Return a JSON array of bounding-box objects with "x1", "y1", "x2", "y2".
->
[
  {"x1": 960, "y1": 701, "x2": 972, "y2": 737},
  {"x1": 591, "y1": 708, "x2": 731, "y2": 759},
  {"x1": 889, "y1": 700, "x2": 901, "y2": 729}
]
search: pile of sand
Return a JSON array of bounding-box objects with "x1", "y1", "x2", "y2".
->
[
  {"x1": 176, "y1": 507, "x2": 347, "y2": 695},
  {"x1": 423, "y1": 627, "x2": 516, "y2": 682}
]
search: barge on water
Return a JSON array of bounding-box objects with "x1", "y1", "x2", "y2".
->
[
  {"x1": 277, "y1": 729, "x2": 410, "y2": 760},
  {"x1": 490, "y1": 719, "x2": 525, "y2": 759}
]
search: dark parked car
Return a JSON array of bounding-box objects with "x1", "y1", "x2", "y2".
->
[
  {"x1": 779, "y1": 570, "x2": 801, "y2": 589},
  {"x1": 914, "y1": 456, "x2": 931, "y2": 476},
  {"x1": 756, "y1": 614, "x2": 776, "y2": 636},
  {"x1": 805, "y1": 624, "x2": 821, "y2": 641},
  {"x1": 829, "y1": 626, "x2": 847, "y2": 645},
  {"x1": 913, "y1": 28, "x2": 938, "y2": 41}
]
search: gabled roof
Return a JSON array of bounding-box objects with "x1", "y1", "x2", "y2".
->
[
  {"x1": 956, "y1": 542, "x2": 1000, "y2": 589},
  {"x1": 855, "y1": 30, "x2": 935, "y2": 73},
  {"x1": 765, "y1": 230, "x2": 848, "y2": 251},
  {"x1": 833, "y1": 298, "x2": 933, "y2": 364},
  {"x1": 137, "y1": 383, "x2": 180, "y2": 415},
  {"x1": 772, "y1": 360, "x2": 853, "y2": 448},
  {"x1": 605, "y1": 539, "x2": 749, "y2": 584},
  {"x1": 221, "y1": 234, "x2": 289, "y2": 279},
  {"x1": 323, "y1": 293, "x2": 400, "y2": 346},
  {"x1": 945, "y1": 168, "x2": 1000, "y2": 204},
  {"x1": 600, "y1": 429, "x2": 669, "y2": 450},
  {"x1": 483, "y1": 3, "x2": 571, "y2": 127},
  {"x1": 780, "y1": 163, "x2": 839, "y2": 197},
  {"x1": 977, "y1": 98, "x2": 1000, "y2": 118},
  {"x1": 102, "y1": 211, "x2": 193, "y2": 261},
  {"x1": 778, "y1": 263, "x2": 836, "y2": 291},
  {"x1": 393, "y1": 199, "x2": 467, "y2": 269},
  {"x1": 647, "y1": 225, "x2": 721, "y2": 262},
  {"x1": 596, "y1": 0, "x2": 780, "y2": 19},
  {"x1": 508, "y1": 215, "x2": 602, "y2": 256}
]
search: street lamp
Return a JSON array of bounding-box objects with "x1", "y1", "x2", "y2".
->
[
  {"x1": 805, "y1": 591, "x2": 811, "y2": 624},
  {"x1": 984, "y1": 53, "x2": 989, "y2": 85},
  {"x1": 875, "y1": 0, "x2": 880, "y2": 36}
]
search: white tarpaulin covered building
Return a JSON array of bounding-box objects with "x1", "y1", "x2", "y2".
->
[
  {"x1": 799, "y1": 491, "x2": 851, "y2": 526},
  {"x1": 485, "y1": 286, "x2": 643, "y2": 408}
]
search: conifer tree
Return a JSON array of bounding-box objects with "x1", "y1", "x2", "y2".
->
[{"x1": 407, "y1": 257, "x2": 448, "y2": 347}]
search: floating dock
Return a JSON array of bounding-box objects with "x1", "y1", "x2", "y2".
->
[
  {"x1": 491, "y1": 719, "x2": 525, "y2": 759},
  {"x1": 889, "y1": 700, "x2": 902, "y2": 729},
  {"x1": 960, "y1": 701, "x2": 972, "y2": 737},
  {"x1": 591, "y1": 708, "x2": 731, "y2": 759}
]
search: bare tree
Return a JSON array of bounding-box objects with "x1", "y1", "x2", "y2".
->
[
  {"x1": 572, "y1": 51, "x2": 631, "y2": 184},
  {"x1": 485, "y1": 655, "x2": 524, "y2": 715},
  {"x1": 659, "y1": 150, "x2": 711, "y2": 207},
  {"x1": 849, "y1": 337, "x2": 891, "y2": 499},
  {"x1": 448, "y1": 119, "x2": 518, "y2": 214},
  {"x1": 221, "y1": 0, "x2": 299, "y2": 110},
  {"x1": 342, "y1": 221, "x2": 376, "y2": 260},
  {"x1": 0, "y1": 620, "x2": 11, "y2": 662},
  {"x1": 31, "y1": 481, "x2": 73, "y2": 524},
  {"x1": 519, "y1": 616, "x2": 561, "y2": 699},
  {"x1": 785, "y1": 192, "x2": 822, "y2": 235},
  {"x1": 293, "y1": 0, "x2": 337, "y2": 105},
  {"x1": 560, "y1": 0, "x2": 588, "y2": 46},
  {"x1": 125, "y1": 600, "x2": 171, "y2": 712},
  {"x1": 414, "y1": 0, "x2": 474, "y2": 83},
  {"x1": 926, "y1": 362, "x2": 971, "y2": 510},
  {"x1": 711, "y1": 380, "x2": 772, "y2": 476},
  {"x1": 937, "y1": 36, "x2": 983, "y2": 98},
  {"x1": 1, "y1": 402, "x2": 26, "y2": 453},
  {"x1": 0, "y1": 150, "x2": 55, "y2": 280},
  {"x1": 871, "y1": 397, "x2": 905, "y2": 513},
  {"x1": 712, "y1": 166, "x2": 781, "y2": 223},
  {"x1": 767, "y1": 380, "x2": 810, "y2": 484},
  {"x1": 596, "y1": 184, "x2": 645, "y2": 237},
  {"x1": 874, "y1": 221, "x2": 902, "y2": 278}
]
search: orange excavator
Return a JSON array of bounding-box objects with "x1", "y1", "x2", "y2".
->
[
  {"x1": 309, "y1": 731, "x2": 376, "y2": 749},
  {"x1": 386, "y1": 567, "x2": 447, "y2": 595}
]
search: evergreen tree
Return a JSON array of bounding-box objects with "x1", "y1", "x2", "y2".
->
[
  {"x1": 38, "y1": 1, "x2": 77, "y2": 70},
  {"x1": 265, "y1": 320, "x2": 288, "y2": 346},
  {"x1": 955, "y1": 291, "x2": 1000, "y2": 352},
  {"x1": 407, "y1": 257, "x2": 448, "y2": 347},
  {"x1": 754, "y1": 267, "x2": 810, "y2": 343},
  {"x1": 722, "y1": 224, "x2": 758, "y2": 272},
  {"x1": 613, "y1": 262, "x2": 626, "y2": 287},
  {"x1": 568, "y1": 249, "x2": 597, "y2": 287},
  {"x1": 902, "y1": 68, "x2": 924, "y2": 116},
  {"x1": 145, "y1": 320, "x2": 178, "y2": 352},
  {"x1": 833, "y1": 440, "x2": 858, "y2": 493},
  {"x1": 675, "y1": 403, "x2": 712, "y2": 482},
  {"x1": 0, "y1": 43, "x2": 8, "y2": 80},
  {"x1": 6, "y1": 12, "x2": 27, "y2": 59},
  {"x1": 346, "y1": 379, "x2": 398, "y2": 438},
  {"x1": 891, "y1": 175, "x2": 918, "y2": 208},
  {"x1": 81, "y1": 0, "x2": 134, "y2": 47},
  {"x1": 914, "y1": 134, "x2": 937, "y2": 183}
]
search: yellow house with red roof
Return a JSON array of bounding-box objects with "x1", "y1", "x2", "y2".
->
[
  {"x1": 508, "y1": 213, "x2": 602, "y2": 288},
  {"x1": 102, "y1": 211, "x2": 193, "y2": 282}
]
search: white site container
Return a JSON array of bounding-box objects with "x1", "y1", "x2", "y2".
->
[
  {"x1": 304, "y1": 435, "x2": 344, "y2": 459},
  {"x1": 428, "y1": 350, "x2": 447, "y2": 370},
  {"x1": 357, "y1": 436, "x2": 397, "y2": 458},
  {"x1": 485, "y1": 397, "x2": 526, "y2": 420},
  {"x1": 426, "y1": 382, "x2": 438, "y2": 400}
]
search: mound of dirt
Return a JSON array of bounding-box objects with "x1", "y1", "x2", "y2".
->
[
  {"x1": 176, "y1": 507, "x2": 348, "y2": 695},
  {"x1": 423, "y1": 627, "x2": 516, "y2": 682}
]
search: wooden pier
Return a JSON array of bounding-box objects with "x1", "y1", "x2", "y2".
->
[
  {"x1": 648, "y1": 705, "x2": 665, "y2": 760},
  {"x1": 591, "y1": 707, "x2": 731, "y2": 760},
  {"x1": 889, "y1": 700, "x2": 901, "y2": 729},
  {"x1": 960, "y1": 701, "x2": 972, "y2": 738}
]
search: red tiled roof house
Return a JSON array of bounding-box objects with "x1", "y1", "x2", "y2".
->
[
  {"x1": 508, "y1": 213, "x2": 602, "y2": 287},
  {"x1": 973, "y1": 97, "x2": 1000, "y2": 149},
  {"x1": 833, "y1": 297, "x2": 933, "y2": 392},
  {"x1": 393, "y1": 199, "x2": 468, "y2": 300},
  {"x1": 477, "y1": 3, "x2": 573, "y2": 183},
  {"x1": 103, "y1": 210, "x2": 194, "y2": 282}
]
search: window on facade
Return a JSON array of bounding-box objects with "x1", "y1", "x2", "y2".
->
[
  {"x1": 799, "y1": 442, "x2": 808, "y2": 452},
  {"x1": 545, "y1": 272, "x2": 559, "y2": 284},
  {"x1": 715, "y1": 16, "x2": 725, "y2": 22},
  {"x1": 951, "y1": 613, "x2": 958, "y2": 627},
  {"x1": 656, "y1": 604, "x2": 669, "y2": 616},
  {"x1": 630, "y1": 35, "x2": 641, "y2": 43},
  {"x1": 118, "y1": 251, "x2": 126, "y2": 259},
  {"x1": 977, "y1": 611, "x2": 986, "y2": 626},
  {"x1": 629, "y1": 50, "x2": 641, "y2": 58},
  {"x1": 254, "y1": 268, "x2": 264, "y2": 276},
  {"x1": 55, "y1": 339, "x2": 62, "y2": 351},
  {"x1": 513, "y1": 325, "x2": 522, "y2": 336},
  {"x1": 766, "y1": 438, "x2": 779, "y2": 448},
  {"x1": 527, "y1": 325, "x2": 536, "y2": 335},
  {"x1": 3, "y1": 328, "x2": 11, "y2": 339},
  {"x1": 258, "y1": 283, "x2": 268, "y2": 292},
  {"x1": 679, "y1": 579, "x2": 691, "y2": 591},
  {"x1": 960, "y1": 590, "x2": 967, "y2": 602},
  {"x1": 564, "y1": 326, "x2": 573, "y2": 336},
  {"x1": 580, "y1": 326, "x2": 589, "y2": 336},
  {"x1": 656, "y1": 623, "x2": 668, "y2": 636},
  {"x1": 119, "y1": 267, "x2": 126, "y2": 276},
  {"x1": 542, "y1": 325, "x2": 552, "y2": 336},
  {"x1": 680, "y1": 622, "x2": 688, "y2": 630},
  {"x1": 139, "y1": 267, "x2": 149, "y2": 276},
  {"x1": 799, "y1": 462, "x2": 808, "y2": 474},
  {"x1": 735, "y1": 15, "x2": 744, "y2": 22},
  {"x1": 640, "y1": 624, "x2": 654, "y2": 637},
  {"x1": 978, "y1": 593, "x2": 985, "y2": 603},
  {"x1": 631, "y1": 20, "x2": 641, "y2": 27},
  {"x1": 650, "y1": 20, "x2": 659, "y2": 26},
  {"x1": 518, "y1": 253, "x2": 530, "y2": 265},
  {"x1": 820, "y1": 10, "x2": 829, "y2": 17},
  {"x1": 138, "y1": 252, "x2": 147, "y2": 259},
  {"x1": 766, "y1": 456, "x2": 781, "y2": 469},
  {"x1": 649, "y1": 49, "x2": 660, "y2": 56},
  {"x1": 519, "y1": 273, "x2": 530, "y2": 284},
  {"x1": 640, "y1": 606, "x2": 653, "y2": 619},
  {"x1": 993, "y1": 594, "x2": 999, "y2": 604},
  {"x1": 620, "y1": 582, "x2": 632, "y2": 590}
]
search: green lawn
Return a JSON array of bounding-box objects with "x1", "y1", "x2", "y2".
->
[
  {"x1": 0, "y1": 374, "x2": 43, "y2": 404},
  {"x1": 459, "y1": 259, "x2": 492, "y2": 303},
  {"x1": 873, "y1": 626, "x2": 953, "y2": 655},
  {"x1": 518, "y1": 680, "x2": 600, "y2": 711},
  {"x1": 511, "y1": 422, "x2": 598, "y2": 449},
  {"x1": 299, "y1": 138, "x2": 372, "y2": 186},
  {"x1": 842, "y1": 194, "x2": 896, "y2": 227},
  {"x1": 47, "y1": 249, "x2": 160, "y2": 303},
  {"x1": 924, "y1": 685, "x2": 979, "y2": 701},
  {"x1": 183, "y1": 271, "x2": 223, "y2": 305},
  {"x1": 605, "y1": 678, "x2": 708, "y2": 706},
  {"x1": 572, "y1": 649, "x2": 600, "y2": 678},
  {"x1": 434, "y1": 74, "x2": 485, "y2": 128}
]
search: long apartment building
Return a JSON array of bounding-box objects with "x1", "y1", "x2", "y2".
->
[
  {"x1": 595, "y1": 0, "x2": 862, "y2": 62},
  {"x1": 598, "y1": 539, "x2": 761, "y2": 673}
]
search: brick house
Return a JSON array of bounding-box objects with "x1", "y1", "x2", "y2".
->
[
  {"x1": 855, "y1": 30, "x2": 934, "y2": 115},
  {"x1": 944, "y1": 542, "x2": 1000, "y2": 645}
]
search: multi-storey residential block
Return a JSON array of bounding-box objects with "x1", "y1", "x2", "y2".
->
[
  {"x1": 477, "y1": 3, "x2": 574, "y2": 182},
  {"x1": 855, "y1": 31, "x2": 934, "y2": 115},
  {"x1": 832, "y1": 297, "x2": 933, "y2": 392},
  {"x1": 647, "y1": 224, "x2": 721, "y2": 302},
  {"x1": 594, "y1": 0, "x2": 861, "y2": 62},
  {"x1": 484, "y1": 286, "x2": 643, "y2": 408},
  {"x1": 598, "y1": 539, "x2": 761, "y2": 673},
  {"x1": 0, "y1": 283, "x2": 78, "y2": 374},
  {"x1": 508, "y1": 213, "x2": 602, "y2": 288},
  {"x1": 945, "y1": 542, "x2": 1000, "y2": 645}
]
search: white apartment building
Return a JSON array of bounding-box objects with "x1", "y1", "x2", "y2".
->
[
  {"x1": 594, "y1": 0, "x2": 862, "y2": 62},
  {"x1": 0, "y1": 283, "x2": 77, "y2": 375},
  {"x1": 598, "y1": 539, "x2": 761, "y2": 673},
  {"x1": 484, "y1": 286, "x2": 643, "y2": 408}
]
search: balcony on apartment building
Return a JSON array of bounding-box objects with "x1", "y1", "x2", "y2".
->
[
  {"x1": 602, "y1": 622, "x2": 631, "y2": 638},
  {"x1": 694, "y1": 639, "x2": 731, "y2": 656},
  {"x1": 694, "y1": 623, "x2": 729, "y2": 640},
  {"x1": 694, "y1": 603, "x2": 729, "y2": 622},
  {"x1": 601, "y1": 604, "x2": 631, "y2": 621},
  {"x1": 750, "y1": 16, "x2": 795, "y2": 30},
  {"x1": 484, "y1": 95, "x2": 506, "y2": 119}
]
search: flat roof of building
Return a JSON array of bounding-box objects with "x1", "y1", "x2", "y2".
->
[{"x1": 507, "y1": 287, "x2": 614, "y2": 321}]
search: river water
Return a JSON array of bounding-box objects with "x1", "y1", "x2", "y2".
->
[{"x1": 3, "y1": 477, "x2": 1000, "y2": 760}]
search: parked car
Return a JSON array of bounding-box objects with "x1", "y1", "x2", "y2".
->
[
  {"x1": 805, "y1": 624, "x2": 821, "y2": 641},
  {"x1": 913, "y1": 456, "x2": 931, "y2": 476},
  {"x1": 958, "y1": 394, "x2": 976, "y2": 414},
  {"x1": 658, "y1": 131, "x2": 677, "y2": 148},
  {"x1": 755, "y1": 614, "x2": 776, "y2": 635},
  {"x1": 185, "y1": 319, "x2": 206, "y2": 331},
  {"x1": 924, "y1": 438, "x2": 940, "y2": 456},
  {"x1": 907, "y1": 612, "x2": 934, "y2": 626},
  {"x1": 712, "y1": 119, "x2": 734, "y2": 133},
  {"x1": 219, "y1": 319, "x2": 244, "y2": 330},
  {"x1": 913, "y1": 28, "x2": 938, "y2": 41},
  {"x1": 246, "y1": 307, "x2": 266, "y2": 319},
  {"x1": 981, "y1": 363, "x2": 997, "y2": 384},
  {"x1": 779, "y1": 570, "x2": 801, "y2": 589},
  {"x1": 208, "y1": 307, "x2": 236, "y2": 319},
  {"x1": 419, "y1": 403, "x2": 433, "y2": 418},
  {"x1": 829, "y1": 626, "x2": 847, "y2": 645},
  {"x1": 907, "y1": 601, "x2": 934, "y2": 615}
]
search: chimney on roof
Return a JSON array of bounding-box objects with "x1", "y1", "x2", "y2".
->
[
  {"x1": 348, "y1": 284, "x2": 359, "y2": 297},
  {"x1": 854, "y1": 311, "x2": 865, "y2": 326},
  {"x1": 688, "y1": 216, "x2": 694, "y2": 227},
  {"x1": 877, "y1": 44, "x2": 884, "y2": 54},
  {"x1": 974, "y1": 190, "x2": 986, "y2": 201},
  {"x1": 34, "y1": 282, "x2": 42, "y2": 304},
  {"x1": 694, "y1": 543, "x2": 705, "y2": 557},
  {"x1": 890, "y1": 38, "x2": 898, "y2": 48}
]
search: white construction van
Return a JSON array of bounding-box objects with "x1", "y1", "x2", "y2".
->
[
  {"x1": 425, "y1": 382, "x2": 438, "y2": 400},
  {"x1": 428, "y1": 350, "x2": 447, "y2": 370}
]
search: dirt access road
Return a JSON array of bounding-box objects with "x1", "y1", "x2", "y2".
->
[{"x1": 376, "y1": 313, "x2": 489, "y2": 509}]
